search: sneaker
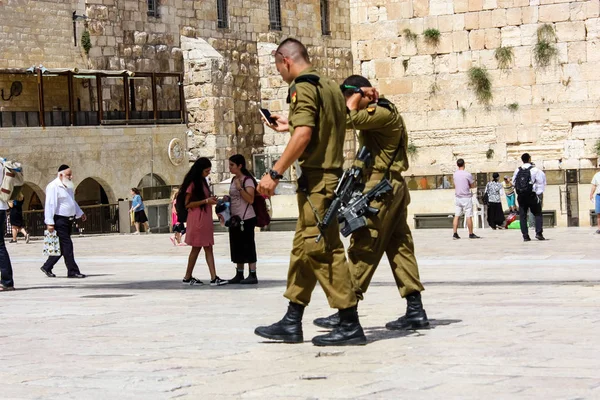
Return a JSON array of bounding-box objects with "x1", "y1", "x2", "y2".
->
[
  {"x1": 210, "y1": 276, "x2": 228, "y2": 286},
  {"x1": 523, "y1": 236, "x2": 532, "y2": 242},
  {"x1": 241, "y1": 273, "x2": 258, "y2": 284},
  {"x1": 469, "y1": 233, "x2": 480, "y2": 239},
  {"x1": 132, "y1": 231, "x2": 140, "y2": 235},
  {"x1": 182, "y1": 277, "x2": 203, "y2": 286},
  {"x1": 452, "y1": 233, "x2": 460, "y2": 240},
  {"x1": 146, "y1": 228, "x2": 151, "y2": 234},
  {"x1": 9, "y1": 239, "x2": 16, "y2": 243},
  {"x1": 25, "y1": 233, "x2": 30, "y2": 244},
  {"x1": 535, "y1": 234, "x2": 546, "y2": 241}
]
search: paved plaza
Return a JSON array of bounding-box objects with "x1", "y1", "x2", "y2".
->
[{"x1": 2, "y1": 227, "x2": 600, "y2": 399}]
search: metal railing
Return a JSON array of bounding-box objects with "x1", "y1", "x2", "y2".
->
[{"x1": 14, "y1": 204, "x2": 120, "y2": 237}]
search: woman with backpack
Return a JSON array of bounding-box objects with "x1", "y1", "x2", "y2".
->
[
  {"x1": 177, "y1": 157, "x2": 227, "y2": 286},
  {"x1": 485, "y1": 172, "x2": 505, "y2": 230},
  {"x1": 226, "y1": 154, "x2": 259, "y2": 284}
]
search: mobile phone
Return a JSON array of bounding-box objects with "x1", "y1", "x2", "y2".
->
[{"x1": 259, "y1": 108, "x2": 278, "y2": 126}]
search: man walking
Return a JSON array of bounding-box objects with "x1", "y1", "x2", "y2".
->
[
  {"x1": 452, "y1": 159, "x2": 480, "y2": 239},
  {"x1": 40, "y1": 165, "x2": 87, "y2": 278},
  {"x1": 255, "y1": 38, "x2": 365, "y2": 346},
  {"x1": 513, "y1": 153, "x2": 546, "y2": 241},
  {"x1": 312, "y1": 75, "x2": 429, "y2": 332},
  {"x1": 0, "y1": 168, "x2": 15, "y2": 291}
]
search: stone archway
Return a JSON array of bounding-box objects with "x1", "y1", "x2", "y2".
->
[
  {"x1": 137, "y1": 173, "x2": 166, "y2": 188},
  {"x1": 21, "y1": 182, "x2": 45, "y2": 211},
  {"x1": 75, "y1": 177, "x2": 116, "y2": 206}
]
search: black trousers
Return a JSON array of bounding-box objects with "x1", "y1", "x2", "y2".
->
[
  {"x1": 42, "y1": 215, "x2": 81, "y2": 275},
  {"x1": 517, "y1": 193, "x2": 543, "y2": 237},
  {"x1": 0, "y1": 210, "x2": 14, "y2": 287}
]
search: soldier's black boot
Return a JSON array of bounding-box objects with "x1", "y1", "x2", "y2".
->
[
  {"x1": 385, "y1": 291, "x2": 430, "y2": 330},
  {"x1": 311, "y1": 306, "x2": 367, "y2": 346},
  {"x1": 313, "y1": 311, "x2": 340, "y2": 329},
  {"x1": 254, "y1": 302, "x2": 304, "y2": 343}
]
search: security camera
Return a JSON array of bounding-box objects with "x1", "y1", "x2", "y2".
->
[
  {"x1": 26, "y1": 66, "x2": 36, "y2": 74},
  {"x1": 39, "y1": 65, "x2": 48, "y2": 74}
]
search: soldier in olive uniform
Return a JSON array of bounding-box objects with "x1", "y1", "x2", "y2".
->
[
  {"x1": 254, "y1": 39, "x2": 366, "y2": 346},
  {"x1": 313, "y1": 75, "x2": 429, "y2": 331}
]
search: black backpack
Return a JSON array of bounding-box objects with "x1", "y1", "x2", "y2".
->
[
  {"x1": 514, "y1": 166, "x2": 534, "y2": 195},
  {"x1": 175, "y1": 190, "x2": 188, "y2": 223}
]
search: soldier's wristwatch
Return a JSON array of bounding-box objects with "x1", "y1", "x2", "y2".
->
[{"x1": 269, "y1": 169, "x2": 284, "y2": 180}]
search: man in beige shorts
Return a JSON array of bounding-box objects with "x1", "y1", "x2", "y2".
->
[{"x1": 452, "y1": 159, "x2": 480, "y2": 239}]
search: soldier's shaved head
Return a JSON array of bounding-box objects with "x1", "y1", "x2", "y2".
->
[{"x1": 276, "y1": 38, "x2": 310, "y2": 63}]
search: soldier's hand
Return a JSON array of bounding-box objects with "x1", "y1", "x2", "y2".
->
[
  {"x1": 361, "y1": 87, "x2": 379, "y2": 103},
  {"x1": 269, "y1": 114, "x2": 289, "y2": 132},
  {"x1": 258, "y1": 174, "x2": 278, "y2": 197}
]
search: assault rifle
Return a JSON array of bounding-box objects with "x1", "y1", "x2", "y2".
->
[
  {"x1": 338, "y1": 178, "x2": 393, "y2": 237},
  {"x1": 315, "y1": 146, "x2": 371, "y2": 243}
]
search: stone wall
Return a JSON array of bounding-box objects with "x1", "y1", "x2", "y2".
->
[
  {"x1": 350, "y1": 0, "x2": 600, "y2": 175},
  {"x1": 0, "y1": 124, "x2": 188, "y2": 201}
]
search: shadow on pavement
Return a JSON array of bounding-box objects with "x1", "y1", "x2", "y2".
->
[
  {"x1": 364, "y1": 319, "x2": 462, "y2": 343},
  {"x1": 371, "y1": 280, "x2": 600, "y2": 287},
  {"x1": 72, "y1": 279, "x2": 288, "y2": 291}
]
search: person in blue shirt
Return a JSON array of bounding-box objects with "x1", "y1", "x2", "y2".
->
[{"x1": 130, "y1": 188, "x2": 150, "y2": 234}]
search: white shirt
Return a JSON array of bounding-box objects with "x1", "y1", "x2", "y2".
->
[
  {"x1": 0, "y1": 165, "x2": 8, "y2": 211},
  {"x1": 44, "y1": 177, "x2": 84, "y2": 225},
  {"x1": 512, "y1": 163, "x2": 546, "y2": 195},
  {"x1": 591, "y1": 172, "x2": 600, "y2": 195}
]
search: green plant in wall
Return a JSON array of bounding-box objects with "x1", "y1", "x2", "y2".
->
[
  {"x1": 486, "y1": 148, "x2": 494, "y2": 160},
  {"x1": 494, "y1": 46, "x2": 514, "y2": 72},
  {"x1": 81, "y1": 30, "x2": 92, "y2": 54},
  {"x1": 423, "y1": 28, "x2": 441, "y2": 47},
  {"x1": 402, "y1": 28, "x2": 417, "y2": 44},
  {"x1": 402, "y1": 58, "x2": 409, "y2": 71},
  {"x1": 507, "y1": 102, "x2": 519, "y2": 112},
  {"x1": 429, "y1": 81, "x2": 440, "y2": 97},
  {"x1": 460, "y1": 107, "x2": 467, "y2": 118},
  {"x1": 407, "y1": 141, "x2": 418, "y2": 160},
  {"x1": 467, "y1": 67, "x2": 492, "y2": 107},
  {"x1": 534, "y1": 24, "x2": 558, "y2": 69},
  {"x1": 594, "y1": 139, "x2": 600, "y2": 156}
]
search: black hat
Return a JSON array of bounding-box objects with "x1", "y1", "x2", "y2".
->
[{"x1": 58, "y1": 164, "x2": 70, "y2": 172}]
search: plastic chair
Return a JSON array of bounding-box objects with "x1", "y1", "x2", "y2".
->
[{"x1": 464, "y1": 194, "x2": 485, "y2": 230}]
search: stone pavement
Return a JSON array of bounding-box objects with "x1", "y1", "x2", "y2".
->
[{"x1": 2, "y1": 227, "x2": 600, "y2": 399}]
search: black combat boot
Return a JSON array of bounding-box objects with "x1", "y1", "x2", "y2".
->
[
  {"x1": 254, "y1": 302, "x2": 304, "y2": 343},
  {"x1": 311, "y1": 306, "x2": 367, "y2": 346},
  {"x1": 228, "y1": 269, "x2": 245, "y2": 284},
  {"x1": 313, "y1": 311, "x2": 340, "y2": 329},
  {"x1": 385, "y1": 291, "x2": 430, "y2": 330}
]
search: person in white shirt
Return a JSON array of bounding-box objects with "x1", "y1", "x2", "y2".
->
[
  {"x1": 589, "y1": 170, "x2": 600, "y2": 234},
  {"x1": 40, "y1": 165, "x2": 87, "y2": 278},
  {"x1": 512, "y1": 153, "x2": 546, "y2": 242},
  {"x1": 0, "y1": 167, "x2": 15, "y2": 291}
]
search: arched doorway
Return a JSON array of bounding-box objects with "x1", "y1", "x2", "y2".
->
[
  {"x1": 21, "y1": 182, "x2": 45, "y2": 211},
  {"x1": 75, "y1": 178, "x2": 111, "y2": 206},
  {"x1": 137, "y1": 173, "x2": 166, "y2": 188}
]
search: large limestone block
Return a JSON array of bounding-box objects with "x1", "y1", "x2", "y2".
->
[
  {"x1": 564, "y1": 139, "x2": 586, "y2": 160},
  {"x1": 569, "y1": 1, "x2": 586, "y2": 21},
  {"x1": 430, "y1": 0, "x2": 454, "y2": 16},
  {"x1": 521, "y1": 6, "x2": 539, "y2": 24},
  {"x1": 484, "y1": 28, "x2": 501, "y2": 49},
  {"x1": 501, "y1": 25, "x2": 521, "y2": 47},
  {"x1": 379, "y1": 78, "x2": 413, "y2": 95},
  {"x1": 587, "y1": 0, "x2": 600, "y2": 18},
  {"x1": 586, "y1": 40, "x2": 600, "y2": 62},
  {"x1": 520, "y1": 23, "x2": 538, "y2": 46},
  {"x1": 479, "y1": 11, "x2": 493, "y2": 29},
  {"x1": 492, "y1": 8, "x2": 507, "y2": 27},
  {"x1": 539, "y1": 3, "x2": 570, "y2": 22},
  {"x1": 464, "y1": 13, "x2": 480, "y2": 30},
  {"x1": 468, "y1": 0, "x2": 483, "y2": 12},
  {"x1": 555, "y1": 21, "x2": 586, "y2": 42},
  {"x1": 513, "y1": 45, "x2": 533, "y2": 67},
  {"x1": 567, "y1": 41, "x2": 587, "y2": 63},
  {"x1": 469, "y1": 30, "x2": 486, "y2": 50},
  {"x1": 453, "y1": 31, "x2": 470, "y2": 52},
  {"x1": 374, "y1": 59, "x2": 392, "y2": 78},
  {"x1": 406, "y1": 55, "x2": 434, "y2": 75},
  {"x1": 413, "y1": 0, "x2": 429, "y2": 17},
  {"x1": 483, "y1": 0, "x2": 498, "y2": 10},
  {"x1": 453, "y1": 14, "x2": 465, "y2": 31},
  {"x1": 586, "y1": 18, "x2": 600, "y2": 39},
  {"x1": 457, "y1": 51, "x2": 475, "y2": 71},
  {"x1": 455, "y1": 0, "x2": 470, "y2": 13},
  {"x1": 539, "y1": 122, "x2": 571, "y2": 143},
  {"x1": 506, "y1": 7, "x2": 522, "y2": 25},
  {"x1": 433, "y1": 53, "x2": 458, "y2": 73},
  {"x1": 438, "y1": 15, "x2": 454, "y2": 32}
]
